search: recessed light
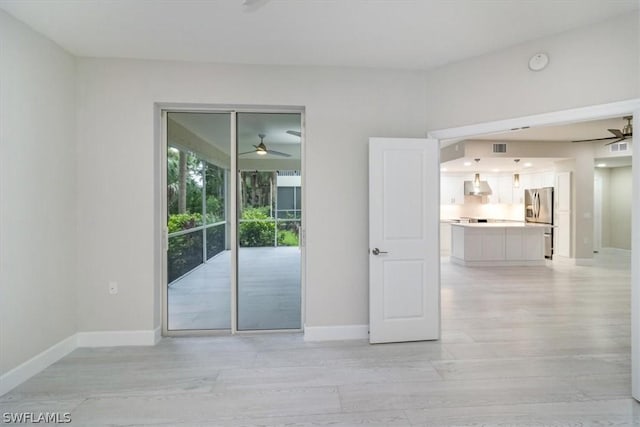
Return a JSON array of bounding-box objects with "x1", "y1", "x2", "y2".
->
[
  {"x1": 441, "y1": 167, "x2": 448, "y2": 172},
  {"x1": 523, "y1": 162, "x2": 533, "y2": 168},
  {"x1": 463, "y1": 162, "x2": 471, "y2": 166},
  {"x1": 596, "y1": 163, "x2": 607, "y2": 168}
]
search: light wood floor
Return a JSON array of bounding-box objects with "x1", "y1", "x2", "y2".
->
[{"x1": 1, "y1": 250, "x2": 636, "y2": 425}]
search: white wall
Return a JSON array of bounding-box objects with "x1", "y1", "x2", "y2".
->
[
  {"x1": 75, "y1": 11, "x2": 639, "y2": 334},
  {"x1": 594, "y1": 168, "x2": 611, "y2": 249},
  {"x1": 0, "y1": 10, "x2": 77, "y2": 374},
  {"x1": 424, "y1": 13, "x2": 639, "y2": 130},
  {"x1": 609, "y1": 166, "x2": 633, "y2": 250},
  {"x1": 595, "y1": 166, "x2": 633, "y2": 250},
  {"x1": 2, "y1": 7, "x2": 635, "y2": 361},
  {"x1": 426, "y1": 13, "x2": 638, "y2": 261},
  {"x1": 75, "y1": 59, "x2": 428, "y2": 332}
]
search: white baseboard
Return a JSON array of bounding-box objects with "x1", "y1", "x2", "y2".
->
[
  {"x1": 0, "y1": 334, "x2": 76, "y2": 396},
  {"x1": 574, "y1": 258, "x2": 595, "y2": 266},
  {"x1": 77, "y1": 329, "x2": 160, "y2": 347},
  {"x1": 304, "y1": 324, "x2": 369, "y2": 341},
  {"x1": 1, "y1": 329, "x2": 161, "y2": 396},
  {"x1": 153, "y1": 326, "x2": 162, "y2": 344}
]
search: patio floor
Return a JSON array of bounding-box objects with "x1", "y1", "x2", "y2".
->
[{"x1": 168, "y1": 246, "x2": 301, "y2": 331}]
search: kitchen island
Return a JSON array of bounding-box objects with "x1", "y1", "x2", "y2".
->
[{"x1": 450, "y1": 222, "x2": 551, "y2": 267}]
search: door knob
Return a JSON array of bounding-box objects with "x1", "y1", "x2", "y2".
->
[{"x1": 371, "y1": 248, "x2": 388, "y2": 255}]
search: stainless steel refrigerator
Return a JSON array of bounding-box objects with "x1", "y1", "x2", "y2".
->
[{"x1": 524, "y1": 187, "x2": 554, "y2": 259}]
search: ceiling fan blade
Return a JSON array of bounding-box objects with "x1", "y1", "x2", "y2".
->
[
  {"x1": 572, "y1": 136, "x2": 618, "y2": 143},
  {"x1": 266, "y1": 149, "x2": 291, "y2": 157},
  {"x1": 286, "y1": 130, "x2": 301, "y2": 137},
  {"x1": 238, "y1": 150, "x2": 256, "y2": 155},
  {"x1": 608, "y1": 129, "x2": 624, "y2": 138},
  {"x1": 604, "y1": 138, "x2": 625, "y2": 146}
]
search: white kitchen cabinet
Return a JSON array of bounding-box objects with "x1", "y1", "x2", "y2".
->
[
  {"x1": 541, "y1": 171, "x2": 555, "y2": 188},
  {"x1": 556, "y1": 171, "x2": 571, "y2": 212},
  {"x1": 505, "y1": 228, "x2": 545, "y2": 260},
  {"x1": 454, "y1": 225, "x2": 505, "y2": 260},
  {"x1": 513, "y1": 187, "x2": 525, "y2": 204},
  {"x1": 555, "y1": 171, "x2": 571, "y2": 257},
  {"x1": 516, "y1": 174, "x2": 532, "y2": 202},
  {"x1": 555, "y1": 212, "x2": 571, "y2": 257},
  {"x1": 451, "y1": 223, "x2": 547, "y2": 266},
  {"x1": 485, "y1": 176, "x2": 499, "y2": 204},
  {"x1": 513, "y1": 171, "x2": 554, "y2": 203},
  {"x1": 528, "y1": 172, "x2": 542, "y2": 189},
  {"x1": 485, "y1": 174, "x2": 515, "y2": 204},
  {"x1": 497, "y1": 175, "x2": 514, "y2": 204},
  {"x1": 440, "y1": 175, "x2": 465, "y2": 205}
]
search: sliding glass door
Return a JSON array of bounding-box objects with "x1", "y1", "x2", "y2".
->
[
  {"x1": 166, "y1": 112, "x2": 231, "y2": 331},
  {"x1": 164, "y1": 110, "x2": 302, "y2": 333},
  {"x1": 236, "y1": 113, "x2": 302, "y2": 330}
]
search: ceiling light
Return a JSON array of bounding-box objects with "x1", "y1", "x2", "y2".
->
[
  {"x1": 596, "y1": 163, "x2": 607, "y2": 168},
  {"x1": 255, "y1": 136, "x2": 269, "y2": 155},
  {"x1": 513, "y1": 159, "x2": 520, "y2": 188},
  {"x1": 492, "y1": 168, "x2": 500, "y2": 172},
  {"x1": 441, "y1": 167, "x2": 448, "y2": 172},
  {"x1": 523, "y1": 162, "x2": 533, "y2": 168},
  {"x1": 463, "y1": 161, "x2": 471, "y2": 167}
]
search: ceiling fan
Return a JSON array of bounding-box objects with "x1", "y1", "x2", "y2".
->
[
  {"x1": 572, "y1": 116, "x2": 633, "y2": 145},
  {"x1": 239, "y1": 134, "x2": 291, "y2": 157},
  {"x1": 286, "y1": 130, "x2": 301, "y2": 137}
]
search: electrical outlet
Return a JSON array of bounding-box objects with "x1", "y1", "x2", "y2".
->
[{"x1": 108, "y1": 281, "x2": 118, "y2": 295}]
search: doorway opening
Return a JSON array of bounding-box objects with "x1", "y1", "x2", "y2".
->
[
  {"x1": 430, "y1": 99, "x2": 640, "y2": 400},
  {"x1": 162, "y1": 108, "x2": 304, "y2": 335}
]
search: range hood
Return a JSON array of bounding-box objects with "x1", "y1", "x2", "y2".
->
[{"x1": 464, "y1": 180, "x2": 493, "y2": 196}]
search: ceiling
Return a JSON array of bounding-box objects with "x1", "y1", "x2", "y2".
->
[
  {"x1": 441, "y1": 157, "x2": 566, "y2": 174},
  {"x1": 3, "y1": 1, "x2": 633, "y2": 167},
  {"x1": 442, "y1": 116, "x2": 634, "y2": 172},
  {"x1": 0, "y1": 0, "x2": 636, "y2": 70},
  {"x1": 471, "y1": 116, "x2": 632, "y2": 142}
]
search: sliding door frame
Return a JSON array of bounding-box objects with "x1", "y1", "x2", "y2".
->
[{"x1": 159, "y1": 104, "x2": 306, "y2": 337}]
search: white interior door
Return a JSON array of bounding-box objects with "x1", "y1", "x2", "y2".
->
[{"x1": 369, "y1": 137, "x2": 440, "y2": 344}]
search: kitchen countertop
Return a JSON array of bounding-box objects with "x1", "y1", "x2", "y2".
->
[
  {"x1": 441, "y1": 219, "x2": 524, "y2": 224},
  {"x1": 450, "y1": 222, "x2": 554, "y2": 228}
]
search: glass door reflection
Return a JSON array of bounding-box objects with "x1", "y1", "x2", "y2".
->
[
  {"x1": 166, "y1": 112, "x2": 231, "y2": 331},
  {"x1": 236, "y1": 112, "x2": 302, "y2": 330}
]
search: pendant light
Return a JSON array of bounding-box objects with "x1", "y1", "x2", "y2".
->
[
  {"x1": 513, "y1": 159, "x2": 520, "y2": 188},
  {"x1": 473, "y1": 159, "x2": 481, "y2": 187}
]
